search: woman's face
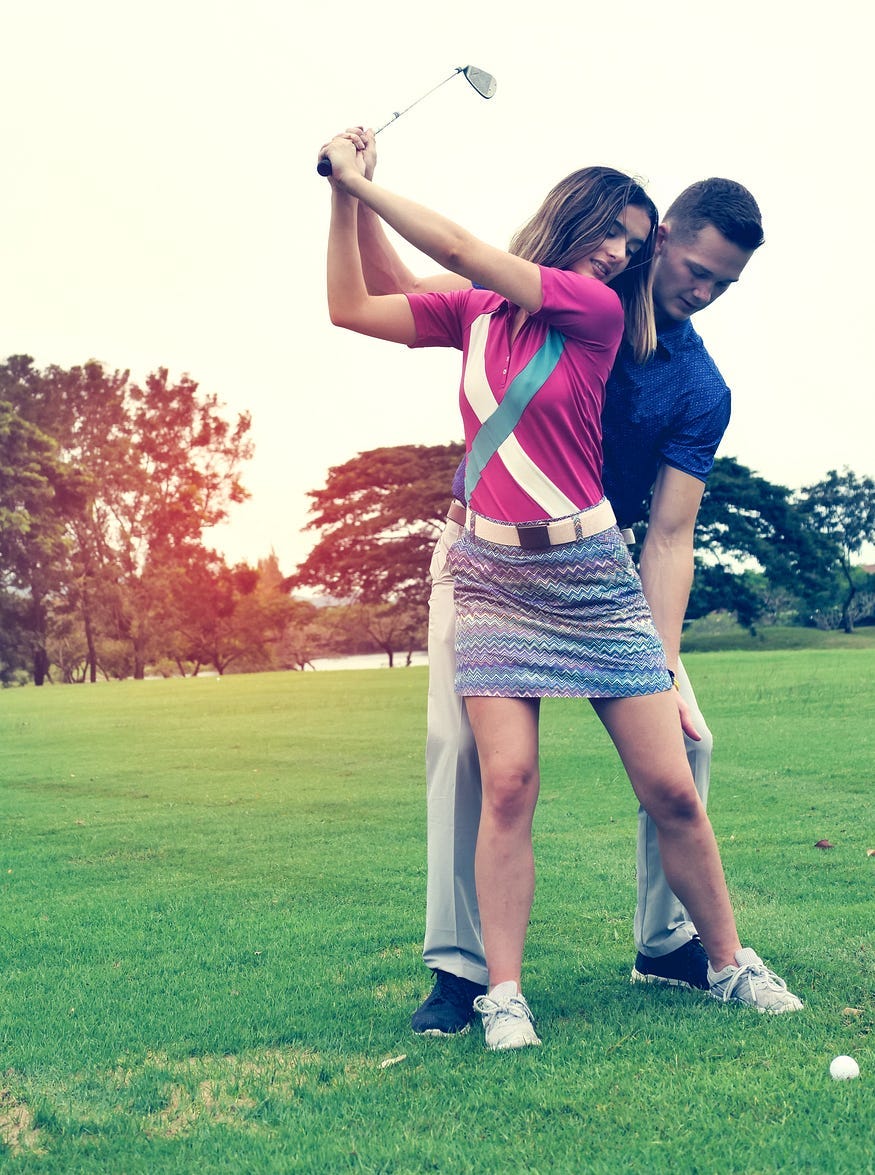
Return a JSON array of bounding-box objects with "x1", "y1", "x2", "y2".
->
[{"x1": 571, "y1": 205, "x2": 652, "y2": 284}]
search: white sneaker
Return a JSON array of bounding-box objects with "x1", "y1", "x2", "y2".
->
[
  {"x1": 708, "y1": 948, "x2": 804, "y2": 1014},
  {"x1": 473, "y1": 981, "x2": 542, "y2": 1050}
]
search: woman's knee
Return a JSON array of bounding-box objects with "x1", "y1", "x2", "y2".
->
[
  {"x1": 640, "y1": 775, "x2": 703, "y2": 827},
  {"x1": 482, "y1": 764, "x2": 539, "y2": 824}
]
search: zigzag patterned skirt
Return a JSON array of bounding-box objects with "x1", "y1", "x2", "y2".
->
[{"x1": 447, "y1": 523, "x2": 671, "y2": 698}]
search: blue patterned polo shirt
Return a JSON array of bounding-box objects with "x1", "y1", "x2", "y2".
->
[{"x1": 600, "y1": 318, "x2": 730, "y2": 527}]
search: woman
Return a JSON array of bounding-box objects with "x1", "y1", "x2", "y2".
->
[{"x1": 319, "y1": 131, "x2": 802, "y2": 1049}]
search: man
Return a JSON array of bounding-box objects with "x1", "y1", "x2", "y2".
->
[{"x1": 348, "y1": 131, "x2": 765, "y2": 1033}]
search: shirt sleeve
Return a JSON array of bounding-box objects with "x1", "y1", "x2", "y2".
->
[
  {"x1": 661, "y1": 382, "x2": 731, "y2": 481},
  {"x1": 405, "y1": 289, "x2": 468, "y2": 349},
  {"x1": 537, "y1": 266, "x2": 624, "y2": 353}
]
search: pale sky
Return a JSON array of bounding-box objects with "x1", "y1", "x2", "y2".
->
[{"x1": 2, "y1": 0, "x2": 871, "y2": 575}]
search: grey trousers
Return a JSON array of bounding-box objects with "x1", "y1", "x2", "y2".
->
[{"x1": 422, "y1": 519, "x2": 713, "y2": 986}]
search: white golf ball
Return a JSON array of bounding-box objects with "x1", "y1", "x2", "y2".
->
[{"x1": 829, "y1": 1055, "x2": 860, "y2": 1080}]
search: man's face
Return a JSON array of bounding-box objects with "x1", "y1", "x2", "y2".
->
[{"x1": 651, "y1": 223, "x2": 756, "y2": 326}]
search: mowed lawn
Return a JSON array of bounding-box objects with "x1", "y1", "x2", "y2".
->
[{"x1": 0, "y1": 649, "x2": 872, "y2": 1173}]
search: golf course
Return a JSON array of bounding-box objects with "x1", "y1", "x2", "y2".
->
[{"x1": 1, "y1": 645, "x2": 872, "y2": 1172}]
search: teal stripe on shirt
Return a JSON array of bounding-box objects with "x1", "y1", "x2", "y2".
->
[{"x1": 465, "y1": 327, "x2": 565, "y2": 501}]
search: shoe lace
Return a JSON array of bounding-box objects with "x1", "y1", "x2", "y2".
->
[
  {"x1": 473, "y1": 993, "x2": 531, "y2": 1022},
  {"x1": 718, "y1": 960, "x2": 789, "y2": 1004}
]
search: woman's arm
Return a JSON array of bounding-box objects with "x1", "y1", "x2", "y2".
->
[
  {"x1": 326, "y1": 175, "x2": 417, "y2": 344},
  {"x1": 322, "y1": 133, "x2": 542, "y2": 313},
  {"x1": 358, "y1": 192, "x2": 470, "y2": 295},
  {"x1": 351, "y1": 127, "x2": 470, "y2": 296}
]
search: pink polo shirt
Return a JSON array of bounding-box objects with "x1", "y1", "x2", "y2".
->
[{"x1": 407, "y1": 265, "x2": 623, "y2": 524}]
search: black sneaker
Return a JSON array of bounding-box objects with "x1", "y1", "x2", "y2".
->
[
  {"x1": 630, "y1": 936, "x2": 710, "y2": 991},
  {"x1": 411, "y1": 969, "x2": 488, "y2": 1035}
]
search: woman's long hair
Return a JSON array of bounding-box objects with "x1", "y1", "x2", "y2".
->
[{"x1": 509, "y1": 167, "x2": 658, "y2": 362}]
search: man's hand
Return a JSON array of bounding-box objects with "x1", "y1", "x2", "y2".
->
[
  {"x1": 675, "y1": 688, "x2": 701, "y2": 742},
  {"x1": 345, "y1": 126, "x2": 377, "y2": 180}
]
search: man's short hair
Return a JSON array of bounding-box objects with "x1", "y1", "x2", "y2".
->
[{"x1": 664, "y1": 178, "x2": 764, "y2": 251}]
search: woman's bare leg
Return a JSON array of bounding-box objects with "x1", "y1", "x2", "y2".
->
[
  {"x1": 591, "y1": 691, "x2": 741, "y2": 973},
  {"x1": 464, "y1": 695, "x2": 541, "y2": 988}
]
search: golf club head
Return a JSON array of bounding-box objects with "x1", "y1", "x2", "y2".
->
[
  {"x1": 462, "y1": 66, "x2": 497, "y2": 100},
  {"x1": 317, "y1": 64, "x2": 496, "y2": 176}
]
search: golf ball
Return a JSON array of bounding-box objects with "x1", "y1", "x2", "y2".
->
[{"x1": 829, "y1": 1055, "x2": 860, "y2": 1080}]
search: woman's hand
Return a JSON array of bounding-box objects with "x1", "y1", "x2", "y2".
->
[{"x1": 318, "y1": 130, "x2": 369, "y2": 187}]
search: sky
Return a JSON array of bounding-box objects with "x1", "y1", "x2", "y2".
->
[{"x1": 2, "y1": 0, "x2": 871, "y2": 575}]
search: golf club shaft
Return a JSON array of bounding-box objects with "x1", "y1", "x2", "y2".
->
[{"x1": 316, "y1": 68, "x2": 463, "y2": 177}]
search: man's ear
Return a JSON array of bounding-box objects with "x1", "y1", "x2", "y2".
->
[{"x1": 654, "y1": 223, "x2": 670, "y2": 253}]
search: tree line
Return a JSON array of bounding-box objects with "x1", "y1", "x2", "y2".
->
[
  {"x1": 292, "y1": 448, "x2": 875, "y2": 649},
  {"x1": 1, "y1": 356, "x2": 301, "y2": 684},
  {"x1": 688, "y1": 458, "x2": 875, "y2": 632},
  {"x1": 2, "y1": 353, "x2": 873, "y2": 684},
  {"x1": 0, "y1": 357, "x2": 455, "y2": 683}
]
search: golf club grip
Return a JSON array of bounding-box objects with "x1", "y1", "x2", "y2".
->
[{"x1": 317, "y1": 157, "x2": 333, "y2": 177}]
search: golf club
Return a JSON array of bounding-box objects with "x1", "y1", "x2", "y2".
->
[{"x1": 316, "y1": 65, "x2": 496, "y2": 177}]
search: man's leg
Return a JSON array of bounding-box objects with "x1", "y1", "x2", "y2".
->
[
  {"x1": 412, "y1": 517, "x2": 487, "y2": 1034},
  {"x1": 631, "y1": 657, "x2": 714, "y2": 988}
]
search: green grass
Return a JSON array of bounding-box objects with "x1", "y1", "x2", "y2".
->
[
  {"x1": 0, "y1": 653, "x2": 872, "y2": 1173},
  {"x1": 681, "y1": 620, "x2": 875, "y2": 653}
]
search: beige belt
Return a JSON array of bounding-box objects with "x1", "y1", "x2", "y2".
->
[
  {"x1": 466, "y1": 498, "x2": 616, "y2": 550},
  {"x1": 446, "y1": 498, "x2": 635, "y2": 547}
]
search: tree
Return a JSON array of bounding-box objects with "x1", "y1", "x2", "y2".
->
[
  {"x1": 290, "y1": 442, "x2": 464, "y2": 662},
  {"x1": 240, "y1": 555, "x2": 336, "y2": 672},
  {"x1": 0, "y1": 399, "x2": 87, "y2": 682},
  {"x1": 339, "y1": 600, "x2": 428, "y2": 668},
  {"x1": 126, "y1": 368, "x2": 252, "y2": 551},
  {"x1": 0, "y1": 591, "x2": 35, "y2": 686},
  {"x1": 268, "y1": 597, "x2": 329, "y2": 670},
  {"x1": 690, "y1": 457, "x2": 839, "y2": 630},
  {"x1": 147, "y1": 548, "x2": 289, "y2": 677},
  {"x1": 0, "y1": 356, "x2": 254, "y2": 680},
  {"x1": 0, "y1": 357, "x2": 137, "y2": 682},
  {"x1": 797, "y1": 467, "x2": 875, "y2": 632},
  {"x1": 687, "y1": 565, "x2": 771, "y2": 631},
  {"x1": 94, "y1": 368, "x2": 254, "y2": 677}
]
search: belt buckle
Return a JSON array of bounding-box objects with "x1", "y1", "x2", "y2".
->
[{"x1": 516, "y1": 524, "x2": 551, "y2": 550}]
